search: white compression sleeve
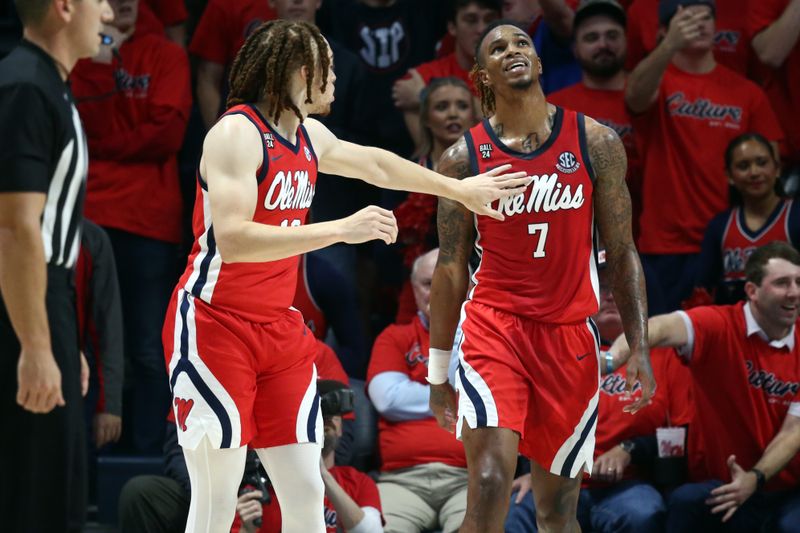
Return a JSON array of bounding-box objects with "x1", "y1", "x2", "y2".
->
[
  {"x1": 256, "y1": 442, "x2": 326, "y2": 533},
  {"x1": 182, "y1": 436, "x2": 248, "y2": 533}
]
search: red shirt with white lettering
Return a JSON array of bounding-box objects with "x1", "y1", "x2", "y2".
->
[
  {"x1": 413, "y1": 52, "x2": 476, "y2": 95},
  {"x1": 71, "y1": 33, "x2": 192, "y2": 243},
  {"x1": 189, "y1": 0, "x2": 276, "y2": 66},
  {"x1": 465, "y1": 108, "x2": 599, "y2": 323},
  {"x1": 633, "y1": 63, "x2": 783, "y2": 254},
  {"x1": 749, "y1": 0, "x2": 800, "y2": 163},
  {"x1": 178, "y1": 104, "x2": 317, "y2": 322},
  {"x1": 588, "y1": 347, "x2": 692, "y2": 487},
  {"x1": 682, "y1": 303, "x2": 800, "y2": 490},
  {"x1": 231, "y1": 465, "x2": 382, "y2": 533},
  {"x1": 625, "y1": 0, "x2": 752, "y2": 75},
  {"x1": 366, "y1": 315, "x2": 467, "y2": 471}
]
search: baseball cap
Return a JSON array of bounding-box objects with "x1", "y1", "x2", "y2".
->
[
  {"x1": 658, "y1": 0, "x2": 715, "y2": 26},
  {"x1": 573, "y1": 0, "x2": 626, "y2": 33}
]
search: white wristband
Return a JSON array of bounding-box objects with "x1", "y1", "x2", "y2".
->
[{"x1": 426, "y1": 348, "x2": 451, "y2": 385}]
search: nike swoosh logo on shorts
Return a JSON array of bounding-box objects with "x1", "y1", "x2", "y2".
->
[{"x1": 576, "y1": 353, "x2": 591, "y2": 361}]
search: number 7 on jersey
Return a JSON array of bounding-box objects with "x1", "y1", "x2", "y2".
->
[{"x1": 527, "y1": 223, "x2": 549, "y2": 258}]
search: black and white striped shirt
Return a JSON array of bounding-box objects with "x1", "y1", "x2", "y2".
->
[{"x1": 0, "y1": 40, "x2": 88, "y2": 269}]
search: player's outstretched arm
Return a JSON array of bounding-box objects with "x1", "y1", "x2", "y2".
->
[
  {"x1": 303, "y1": 118, "x2": 531, "y2": 221},
  {"x1": 588, "y1": 118, "x2": 654, "y2": 414},
  {"x1": 428, "y1": 139, "x2": 475, "y2": 431},
  {"x1": 204, "y1": 116, "x2": 398, "y2": 263}
]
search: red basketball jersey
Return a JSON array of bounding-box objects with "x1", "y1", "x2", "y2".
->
[
  {"x1": 721, "y1": 200, "x2": 794, "y2": 284},
  {"x1": 178, "y1": 104, "x2": 318, "y2": 322},
  {"x1": 464, "y1": 107, "x2": 599, "y2": 323}
]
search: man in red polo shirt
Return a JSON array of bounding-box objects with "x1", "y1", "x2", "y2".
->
[
  {"x1": 367, "y1": 248, "x2": 468, "y2": 533},
  {"x1": 609, "y1": 241, "x2": 800, "y2": 532},
  {"x1": 625, "y1": 0, "x2": 783, "y2": 314},
  {"x1": 750, "y1": 0, "x2": 800, "y2": 166},
  {"x1": 392, "y1": 0, "x2": 500, "y2": 145}
]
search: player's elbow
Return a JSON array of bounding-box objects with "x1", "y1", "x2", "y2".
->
[{"x1": 214, "y1": 227, "x2": 247, "y2": 263}]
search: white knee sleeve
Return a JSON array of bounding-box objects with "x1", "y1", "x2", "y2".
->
[
  {"x1": 257, "y1": 443, "x2": 325, "y2": 533},
  {"x1": 183, "y1": 436, "x2": 247, "y2": 533}
]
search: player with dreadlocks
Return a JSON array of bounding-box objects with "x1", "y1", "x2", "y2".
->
[
  {"x1": 162, "y1": 19, "x2": 531, "y2": 533},
  {"x1": 427, "y1": 20, "x2": 655, "y2": 532}
]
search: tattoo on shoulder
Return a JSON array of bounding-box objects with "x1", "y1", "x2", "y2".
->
[
  {"x1": 438, "y1": 137, "x2": 472, "y2": 181},
  {"x1": 586, "y1": 120, "x2": 627, "y2": 179}
]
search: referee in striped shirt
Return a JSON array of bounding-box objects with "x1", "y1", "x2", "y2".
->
[{"x1": 0, "y1": 1, "x2": 113, "y2": 531}]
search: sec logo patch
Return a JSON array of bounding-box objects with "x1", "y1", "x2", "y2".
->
[{"x1": 556, "y1": 151, "x2": 580, "y2": 174}]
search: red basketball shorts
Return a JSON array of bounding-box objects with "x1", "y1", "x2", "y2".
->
[
  {"x1": 162, "y1": 290, "x2": 321, "y2": 450},
  {"x1": 454, "y1": 300, "x2": 600, "y2": 478}
]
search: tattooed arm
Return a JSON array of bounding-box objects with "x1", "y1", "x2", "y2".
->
[
  {"x1": 588, "y1": 118, "x2": 655, "y2": 414},
  {"x1": 429, "y1": 138, "x2": 476, "y2": 430},
  {"x1": 430, "y1": 138, "x2": 475, "y2": 351}
]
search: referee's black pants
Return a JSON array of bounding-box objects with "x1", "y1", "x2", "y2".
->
[{"x1": 0, "y1": 265, "x2": 87, "y2": 533}]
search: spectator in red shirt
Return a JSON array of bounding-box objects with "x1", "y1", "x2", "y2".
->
[
  {"x1": 625, "y1": 0, "x2": 784, "y2": 314},
  {"x1": 505, "y1": 269, "x2": 692, "y2": 533},
  {"x1": 625, "y1": 0, "x2": 752, "y2": 75},
  {"x1": 548, "y1": 0, "x2": 642, "y2": 236},
  {"x1": 610, "y1": 241, "x2": 800, "y2": 532},
  {"x1": 233, "y1": 380, "x2": 384, "y2": 533},
  {"x1": 71, "y1": 0, "x2": 192, "y2": 453},
  {"x1": 392, "y1": 0, "x2": 499, "y2": 147},
  {"x1": 696, "y1": 133, "x2": 800, "y2": 305},
  {"x1": 750, "y1": 0, "x2": 800, "y2": 166},
  {"x1": 367, "y1": 248, "x2": 469, "y2": 533}
]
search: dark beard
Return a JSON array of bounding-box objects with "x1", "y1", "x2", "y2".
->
[{"x1": 579, "y1": 55, "x2": 625, "y2": 79}]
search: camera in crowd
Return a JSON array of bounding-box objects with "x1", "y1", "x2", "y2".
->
[
  {"x1": 318, "y1": 379, "x2": 354, "y2": 418},
  {"x1": 239, "y1": 450, "x2": 271, "y2": 526}
]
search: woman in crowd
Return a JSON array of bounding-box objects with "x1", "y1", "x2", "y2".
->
[{"x1": 694, "y1": 132, "x2": 800, "y2": 305}]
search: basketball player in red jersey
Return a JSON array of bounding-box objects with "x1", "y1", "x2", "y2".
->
[
  {"x1": 162, "y1": 19, "x2": 530, "y2": 533},
  {"x1": 428, "y1": 20, "x2": 654, "y2": 532}
]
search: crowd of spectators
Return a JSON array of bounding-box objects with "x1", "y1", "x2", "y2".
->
[{"x1": 3, "y1": 0, "x2": 800, "y2": 530}]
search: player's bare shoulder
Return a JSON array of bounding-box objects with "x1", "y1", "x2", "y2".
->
[
  {"x1": 583, "y1": 116, "x2": 627, "y2": 181},
  {"x1": 438, "y1": 136, "x2": 472, "y2": 181},
  {"x1": 201, "y1": 113, "x2": 263, "y2": 179},
  {"x1": 584, "y1": 118, "x2": 626, "y2": 175},
  {"x1": 587, "y1": 115, "x2": 633, "y2": 244}
]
